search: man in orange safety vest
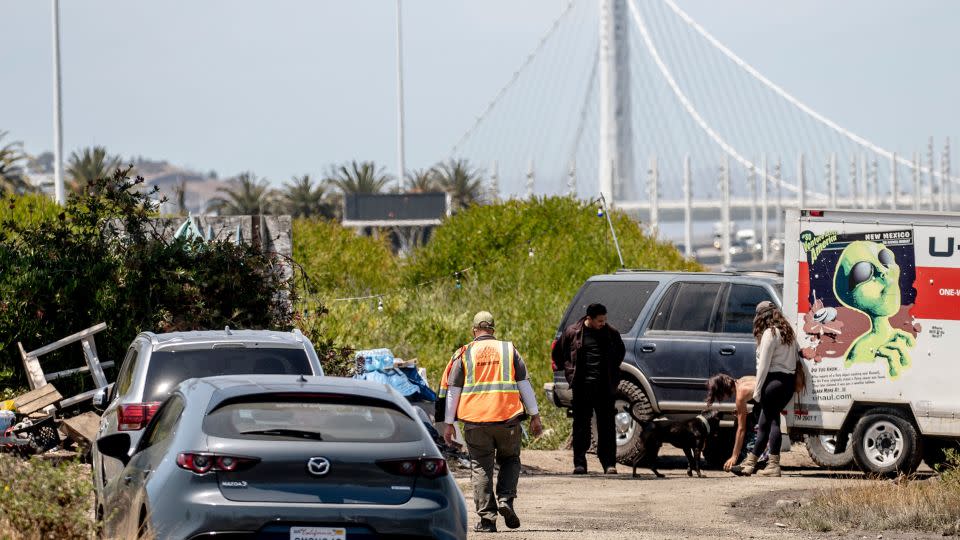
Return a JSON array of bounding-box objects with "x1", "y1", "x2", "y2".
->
[{"x1": 443, "y1": 311, "x2": 542, "y2": 533}]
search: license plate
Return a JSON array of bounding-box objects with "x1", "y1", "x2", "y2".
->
[{"x1": 290, "y1": 527, "x2": 346, "y2": 540}]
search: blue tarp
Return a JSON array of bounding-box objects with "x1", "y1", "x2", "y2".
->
[{"x1": 353, "y1": 348, "x2": 436, "y2": 402}]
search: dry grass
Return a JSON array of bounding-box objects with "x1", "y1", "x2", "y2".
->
[
  {"x1": 0, "y1": 454, "x2": 96, "y2": 539},
  {"x1": 786, "y1": 452, "x2": 960, "y2": 535}
]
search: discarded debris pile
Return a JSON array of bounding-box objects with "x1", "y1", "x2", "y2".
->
[
  {"x1": 2, "y1": 322, "x2": 111, "y2": 459},
  {"x1": 0, "y1": 385, "x2": 100, "y2": 459}
]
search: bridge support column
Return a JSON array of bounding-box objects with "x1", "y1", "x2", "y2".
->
[
  {"x1": 683, "y1": 155, "x2": 692, "y2": 259},
  {"x1": 761, "y1": 155, "x2": 769, "y2": 263},
  {"x1": 797, "y1": 152, "x2": 806, "y2": 210},
  {"x1": 599, "y1": 0, "x2": 632, "y2": 204},
  {"x1": 829, "y1": 153, "x2": 837, "y2": 208},
  {"x1": 913, "y1": 152, "x2": 921, "y2": 211},
  {"x1": 890, "y1": 152, "x2": 899, "y2": 209},
  {"x1": 648, "y1": 155, "x2": 659, "y2": 238},
  {"x1": 721, "y1": 155, "x2": 732, "y2": 268}
]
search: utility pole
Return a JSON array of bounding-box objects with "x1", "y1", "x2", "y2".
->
[
  {"x1": 51, "y1": 0, "x2": 64, "y2": 205},
  {"x1": 394, "y1": 0, "x2": 406, "y2": 192},
  {"x1": 598, "y1": 0, "x2": 632, "y2": 204},
  {"x1": 683, "y1": 154, "x2": 692, "y2": 259}
]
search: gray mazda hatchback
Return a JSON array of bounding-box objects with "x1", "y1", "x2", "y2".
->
[{"x1": 96, "y1": 375, "x2": 467, "y2": 540}]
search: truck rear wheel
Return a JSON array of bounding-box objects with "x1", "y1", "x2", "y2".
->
[
  {"x1": 805, "y1": 434, "x2": 854, "y2": 469},
  {"x1": 614, "y1": 379, "x2": 653, "y2": 465},
  {"x1": 851, "y1": 409, "x2": 923, "y2": 477}
]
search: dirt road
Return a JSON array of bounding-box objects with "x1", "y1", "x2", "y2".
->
[{"x1": 453, "y1": 446, "x2": 929, "y2": 539}]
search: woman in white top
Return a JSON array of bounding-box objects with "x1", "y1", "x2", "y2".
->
[{"x1": 737, "y1": 301, "x2": 797, "y2": 477}]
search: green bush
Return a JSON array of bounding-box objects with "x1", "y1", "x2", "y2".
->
[
  {"x1": 0, "y1": 169, "x2": 293, "y2": 391},
  {"x1": 296, "y1": 197, "x2": 699, "y2": 444},
  {"x1": 0, "y1": 456, "x2": 95, "y2": 539}
]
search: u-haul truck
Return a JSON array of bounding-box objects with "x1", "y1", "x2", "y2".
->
[{"x1": 784, "y1": 208, "x2": 960, "y2": 475}]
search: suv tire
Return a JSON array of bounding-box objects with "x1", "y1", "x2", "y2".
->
[
  {"x1": 805, "y1": 434, "x2": 854, "y2": 469},
  {"x1": 850, "y1": 408, "x2": 923, "y2": 477},
  {"x1": 614, "y1": 379, "x2": 653, "y2": 465}
]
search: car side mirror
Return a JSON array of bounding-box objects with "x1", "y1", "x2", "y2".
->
[
  {"x1": 92, "y1": 386, "x2": 111, "y2": 411},
  {"x1": 96, "y1": 433, "x2": 132, "y2": 466}
]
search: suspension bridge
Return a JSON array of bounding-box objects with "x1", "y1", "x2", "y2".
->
[{"x1": 446, "y1": 0, "x2": 957, "y2": 264}]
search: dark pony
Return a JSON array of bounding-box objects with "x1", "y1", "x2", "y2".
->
[{"x1": 705, "y1": 373, "x2": 737, "y2": 407}]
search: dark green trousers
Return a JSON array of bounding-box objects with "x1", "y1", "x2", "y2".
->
[{"x1": 463, "y1": 423, "x2": 522, "y2": 522}]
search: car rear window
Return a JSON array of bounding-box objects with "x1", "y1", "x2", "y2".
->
[
  {"x1": 203, "y1": 400, "x2": 422, "y2": 443},
  {"x1": 143, "y1": 348, "x2": 312, "y2": 402},
  {"x1": 560, "y1": 281, "x2": 658, "y2": 333}
]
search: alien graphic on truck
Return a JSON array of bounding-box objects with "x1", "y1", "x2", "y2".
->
[
  {"x1": 833, "y1": 241, "x2": 916, "y2": 376},
  {"x1": 799, "y1": 230, "x2": 920, "y2": 378}
]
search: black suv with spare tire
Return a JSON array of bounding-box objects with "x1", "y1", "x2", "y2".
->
[{"x1": 544, "y1": 270, "x2": 850, "y2": 467}]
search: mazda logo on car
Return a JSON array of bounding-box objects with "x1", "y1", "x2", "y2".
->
[{"x1": 307, "y1": 457, "x2": 331, "y2": 477}]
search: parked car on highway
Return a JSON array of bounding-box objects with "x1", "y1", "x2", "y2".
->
[
  {"x1": 96, "y1": 375, "x2": 467, "y2": 540},
  {"x1": 545, "y1": 270, "x2": 802, "y2": 467},
  {"x1": 92, "y1": 328, "x2": 324, "y2": 507}
]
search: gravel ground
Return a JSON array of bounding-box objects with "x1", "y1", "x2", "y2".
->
[{"x1": 453, "y1": 445, "x2": 934, "y2": 539}]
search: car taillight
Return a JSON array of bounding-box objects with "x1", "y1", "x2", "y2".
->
[
  {"x1": 176, "y1": 453, "x2": 259, "y2": 475},
  {"x1": 377, "y1": 458, "x2": 448, "y2": 479},
  {"x1": 117, "y1": 402, "x2": 162, "y2": 431},
  {"x1": 550, "y1": 339, "x2": 558, "y2": 371}
]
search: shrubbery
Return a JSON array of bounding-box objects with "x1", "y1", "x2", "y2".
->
[
  {"x1": 0, "y1": 169, "x2": 293, "y2": 392},
  {"x1": 0, "y1": 456, "x2": 95, "y2": 539},
  {"x1": 295, "y1": 197, "x2": 699, "y2": 446}
]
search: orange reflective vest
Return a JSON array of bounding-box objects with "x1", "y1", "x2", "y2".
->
[{"x1": 455, "y1": 339, "x2": 524, "y2": 423}]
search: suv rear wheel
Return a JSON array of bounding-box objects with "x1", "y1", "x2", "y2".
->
[
  {"x1": 805, "y1": 433, "x2": 854, "y2": 469},
  {"x1": 614, "y1": 379, "x2": 653, "y2": 465}
]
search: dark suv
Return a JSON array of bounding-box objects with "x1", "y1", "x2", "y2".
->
[{"x1": 545, "y1": 270, "x2": 782, "y2": 465}]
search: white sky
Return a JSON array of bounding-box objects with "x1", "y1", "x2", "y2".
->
[{"x1": 2, "y1": 1, "x2": 958, "y2": 188}]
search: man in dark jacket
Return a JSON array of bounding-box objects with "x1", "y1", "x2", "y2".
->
[{"x1": 551, "y1": 303, "x2": 626, "y2": 474}]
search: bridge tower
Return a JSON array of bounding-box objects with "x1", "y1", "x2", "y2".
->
[{"x1": 598, "y1": 0, "x2": 634, "y2": 205}]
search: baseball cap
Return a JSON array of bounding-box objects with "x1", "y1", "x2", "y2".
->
[
  {"x1": 755, "y1": 300, "x2": 776, "y2": 314},
  {"x1": 473, "y1": 311, "x2": 495, "y2": 329}
]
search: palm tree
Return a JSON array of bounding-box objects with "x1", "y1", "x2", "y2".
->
[
  {"x1": 280, "y1": 174, "x2": 335, "y2": 218},
  {"x1": 0, "y1": 131, "x2": 31, "y2": 194},
  {"x1": 66, "y1": 146, "x2": 121, "y2": 192},
  {"x1": 434, "y1": 159, "x2": 485, "y2": 210},
  {"x1": 325, "y1": 161, "x2": 391, "y2": 194},
  {"x1": 405, "y1": 168, "x2": 438, "y2": 193},
  {"x1": 207, "y1": 172, "x2": 274, "y2": 215}
]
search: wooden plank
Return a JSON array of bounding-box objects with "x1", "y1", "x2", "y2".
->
[
  {"x1": 24, "y1": 322, "x2": 107, "y2": 358},
  {"x1": 13, "y1": 384, "x2": 62, "y2": 416},
  {"x1": 61, "y1": 412, "x2": 101, "y2": 446},
  {"x1": 58, "y1": 389, "x2": 98, "y2": 410},
  {"x1": 81, "y1": 337, "x2": 108, "y2": 388},
  {"x1": 18, "y1": 342, "x2": 46, "y2": 390},
  {"x1": 45, "y1": 361, "x2": 115, "y2": 382}
]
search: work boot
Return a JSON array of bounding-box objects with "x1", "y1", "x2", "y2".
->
[
  {"x1": 757, "y1": 454, "x2": 781, "y2": 477},
  {"x1": 474, "y1": 519, "x2": 497, "y2": 533},
  {"x1": 730, "y1": 453, "x2": 759, "y2": 476},
  {"x1": 573, "y1": 466, "x2": 587, "y2": 475},
  {"x1": 604, "y1": 466, "x2": 618, "y2": 475},
  {"x1": 498, "y1": 500, "x2": 521, "y2": 529}
]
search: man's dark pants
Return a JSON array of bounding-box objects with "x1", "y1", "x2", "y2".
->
[{"x1": 572, "y1": 381, "x2": 616, "y2": 470}]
